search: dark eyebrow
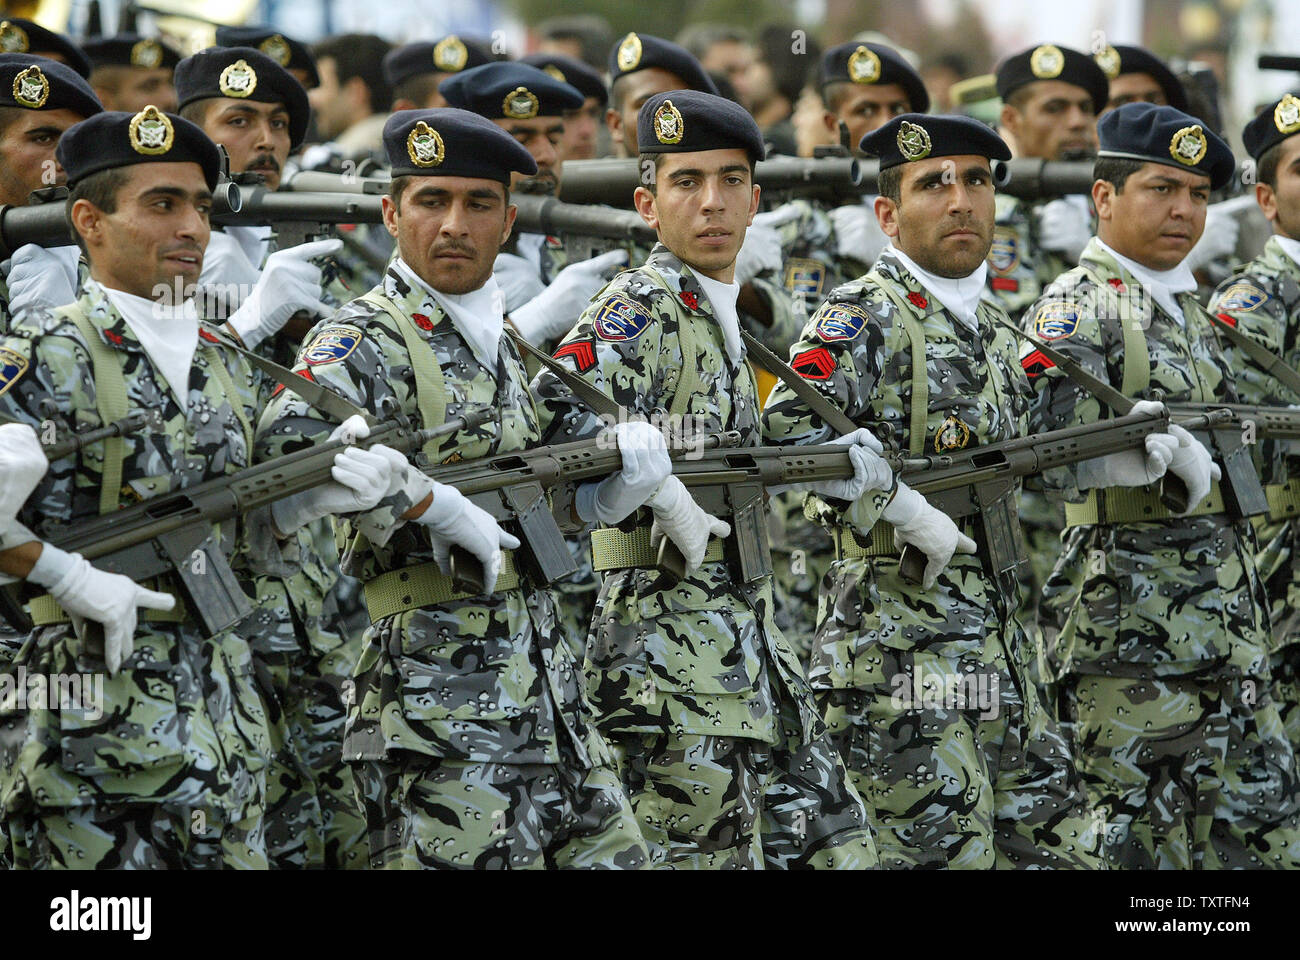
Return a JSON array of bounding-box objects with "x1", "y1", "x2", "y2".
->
[
  {"x1": 1150, "y1": 174, "x2": 1209, "y2": 190},
  {"x1": 25, "y1": 124, "x2": 64, "y2": 138},
  {"x1": 669, "y1": 165, "x2": 749, "y2": 179},
  {"x1": 409, "y1": 185, "x2": 503, "y2": 202},
  {"x1": 139, "y1": 186, "x2": 213, "y2": 204},
  {"x1": 911, "y1": 169, "x2": 948, "y2": 190}
]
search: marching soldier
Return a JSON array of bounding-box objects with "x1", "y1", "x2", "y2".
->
[
  {"x1": 82, "y1": 34, "x2": 180, "y2": 113},
  {"x1": 383, "y1": 36, "x2": 491, "y2": 112},
  {"x1": 519, "y1": 53, "x2": 608, "y2": 162},
  {"x1": 764, "y1": 113, "x2": 1103, "y2": 869},
  {"x1": 536, "y1": 90, "x2": 878, "y2": 868},
  {"x1": 259, "y1": 108, "x2": 649, "y2": 869},
  {"x1": 1025, "y1": 102, "x2": 1300, "y2": 868},
  {"x1": 1209, "y1": 95, "x2": 1300, "y2": 754}
]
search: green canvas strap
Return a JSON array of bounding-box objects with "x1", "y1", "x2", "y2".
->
[
  {"x1": 363, "y1": 553, "x2": 522, "y2": 621},
  {"x1": 868, "y1": 270, "x2": 929, "y2": 455},
  {"x1": 62, "y1": 306, "x2": 128, "y2": 516},
  {"x1": 635, "y1": 268, "x2": 701, "y2": 419},
  {"x1": 200, "y1": 345, "x2": 254, "y2": 456},
  {"x1": 590, "y1": 526, "x2": 725, "y2": 571},
  {"x1": 358, "y1": 292, "x2": 449, "y2": 453}
]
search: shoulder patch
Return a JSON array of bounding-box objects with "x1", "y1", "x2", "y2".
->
[
  {"x1": 784, "y1": 258, "x2": 825, "y2": 298},
  {"x1": 554, "y1": 339, "x2": 597, "y2": 373},
  {"x1": 987, "y1": 227, "x2": 1019, "y2": 275},
  {"x1": 592, "y1": 295, "x2": 654, "y2": 342},
  {"x1": 301, "y1": 325, "x2": 363, "y2": 365},
  {"x1": 1032, "y1": 300, "x2": 1080, "y2": 341},
  {"x1": 1216, "y1": 281, "x2": 1268, "y2": 313},
  {"x1": 814, "y1": 302, "x2": 871, "y2": 342},
  {"x1": 0, "y1": 345, "x2": 29, "y2": 398},
  {"x1": 792, "y1": 346, "x2": 836, "y2": 380}
]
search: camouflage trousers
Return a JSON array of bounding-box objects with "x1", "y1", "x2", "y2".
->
[
  {"x1": 552, "y1": 538, "x2": 600, "y2": 664},
  {"x1": 1064, "y1": 671, "x2": 1300, "y2": 869},
  {"x1": 771, "y1": 543, "x2": 835, "y2": 673},
  {"x1": 351, "y1": 754, "x2": 648, "y2": 869},
  {"x1": 4, "y1": 802, "x2": 266, "y2": 869},
  {"x1": 1273, "y1": 646, "x2": 1300, "y2": 756},
  {"x1": 1014, "y1": 488, "x2": 1065, "y2": 713}
]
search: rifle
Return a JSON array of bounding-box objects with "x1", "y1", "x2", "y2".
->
[
  {"x1": 557, "y1": 156, "x2": 863, "y2": 206},
  {"x1": 2, "y1": 408, "x2": 489, "y2": 638}
]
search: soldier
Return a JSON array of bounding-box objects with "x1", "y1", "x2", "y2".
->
[
  {"x1": 0, "y1": 18, "x2": 91, "y2": 77},
  {"x1": 215, "y1": 26, "x2": 321, "y2": 92},
  {"x1": 383, "y1": 36, "x2": 491, "y2": 113},
  {"x1": 1208, "y1": 95, "x2": 1300, "y2": 754},
  {"x1": 536, "y1": 90, "x2": 878, "y2": 869},
  {"x1": 82, "y1": 34, "x2": 180, "y2": 113},
  {"x1": 520, "y1": 54, "x2": 607, "y2": 163},
  {"x1": 1024, "y1": 102, "x2": 1300, "y2": 868},
  {"x1": 260, "y1": 108, "x2": 649, "y2": 870},
  {"x1": 764, "y1": 114, "x2": 1103, "y2": 869},
  {"x1": 605, "y1": 32, "x2": 718, "y2": 158},
  {"x1": 175, "y1": 45, "x2": 366, "y2": 868},
  {"x1": 305, "y1": 34, "x2": 393, "y2": 164},
  {"x1": 0, "y1": 107, "x2": 398, "y2": 867},
  {"x1": 0, "y1": 56, "x2": 102, "y2": 336}
]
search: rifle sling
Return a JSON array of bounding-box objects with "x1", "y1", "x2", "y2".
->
[
  {"x1": 1208, "y1": 313, "x2": 1300, "y2": 398},
  {"x1": 987, "y1": 313, "x2": 1136, "y2": 416},
  {"x1": 738, "y1": 329, "x2": 858, "y2": 435},
  {"x1": 506, "y1": 328, "x2": 627, "y2": 422}
]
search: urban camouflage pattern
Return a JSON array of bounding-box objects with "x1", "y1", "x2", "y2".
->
[
  {"x1": 0, "y1": 282, "x2": 276, "y2": 862},
  {"x1": 763, "y1": 249, "x2": 1100, "y2": 867}
]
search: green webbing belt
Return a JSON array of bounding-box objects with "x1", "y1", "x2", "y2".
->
[
  {"x1": 363, "y1": 553, "x2": 521, "y2": 622},
  {"x1": 830, "y1": 523, "x2": 897, "y2": 559},
  {"x1": 589, "y1": 526, "x2": 725, "y2": 571},
  {"x1": 1063, "y1": 481, "x2": 1226, "y2": 526},
  {"x1": 1265, "y1": 478, "x2": 1300, "y2": 520},
  {"x1": 199, "y1": 344, "x2": 254, "y2": 457},
  {"x1": 28, "y1": 588, "x2": 187, "y2": 626}
]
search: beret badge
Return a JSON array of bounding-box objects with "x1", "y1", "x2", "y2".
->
[
  {"x1": 847, "y1": 45, "x2": 881, "y2": 84},
  {"x1": 1030, "y1": 44, "x2": 1064, "y2": 79},
  {"x1": 129, "y1": 105, "x2": 175, "y2": 156},
  {"x1": 0, "y1": 22, "x2": 29, "y2": 54},
  {"x1": 131, "y1": 39, "x2": 163, "y2": 69},
  {"x1": 897, "y1": 119, "x2": 932, "y2": 161},
  {"x1": 219, "y1": 58, "x2": 258, "y2": 98},
  {"x1": 12, "y1": 64, "x2": 48, "y2": 108},
  {"x1": 653, "y1": 98, "x2": 684, "y2": 144},
  {"x1": 503, "y1": 85, "x2": 539, "y2": 120},
  {"x1": 1094, "y1": 45, "x2": 1121, "y2": 80},
  {"x1": 1275, "y1": 94, "x2": 1300, "y2": 136},
  {"x1": 259, "y1": 34, "x2": 292, "y2": 66},
  {"x1": 434, "y1": 36, "x2": 469, "y2": 72},
  {"x1": 617, "y1": 33, "x2": 642, "y2": 72},
  {"x1": 1169, "y1": 124, "x2": 1208, "y2": 166},
  {"x1": 407, "y1": 120, "x2": 445, "y2": 167},
  {"x1": 542, "y1": 64, "x2": 566, "y2": 83}
]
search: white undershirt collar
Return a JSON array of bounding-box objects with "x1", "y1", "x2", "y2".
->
[
  {"x1": 1095, "y1": 237, "x2": 1197, "y2": 327},
  {"x1": 886, "y1": 244, "x2": 988, "y2": 331},
  {"x1": 393, "y1": 257, "x2": 505, "y2": 375},
  {"x1": 94, "y1": 280, "x2": 199, "y2": 411},
  {"x1": 691, "y1": 272, "x2": 744, "y2": 366}
]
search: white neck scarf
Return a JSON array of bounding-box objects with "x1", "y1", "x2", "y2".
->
[
  {"x1": 1096, "y1": 238, "x2": 1197, "y2": 327},
  {"x1": 394, "y1": 258, "x2": 504, "y2": 375},
  {"x1": 1274, "y1": 234, "x2": 1300, "y2": 270},
  {"x1": 887, "y1": 244, "x2": 988, "y2": 331},
  {"x1": 95, "y1": 280, "x2": 200, "y2": 411},
  {"x1": 691, "y1": 272, "x2": 744, "y2": 366}
]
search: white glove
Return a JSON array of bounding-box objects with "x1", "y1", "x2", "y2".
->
[
  {"x1": 493, "y1": 252, "x2": 547, "y2": 313},
  {"x1": 830, "y1": 203, "x2": 888, "y2": 264},
  {"x1": 510, "y1": 249, "x2": 628, "y2": 343},
  {"x1": 0, "y1": 422, "x2": 48, "y2": 521},
  {"x1": 1183, "y1": 196, "x2": 1252, "y2": 272},
  {"x1": 226, "y1": 238, "x2": 343, "y2": 348},
  {"x1": 198, "y1": 230, "x2": 263, "y2": 291},
  {"x1": 778, "y1": 427, "x2": 893, "y2": 501},
  {"x1": 414, "y1": 482, "x2": 521, "y2": 595},
  {"x1": 648, "y1": 475, "x2": 732, "y2": 574},
  {"x1": 1036, "y1": 198, "x2": 1092, "y2": 261},
  {"x1": 881, "y1": 481, "x2": 977, "y2": 590},
  {"x1": 1076, "y1": 400, "x2": 1178, "y2": 489},
  {"x1": 270, "y1": 444, "x2": 394, "y2": 536},
  {"x1": 734, "y1": 206, "x2": 800, "y2": 285},
  {"x1": 1165, "y1": 422, "x2": 1221, "y2": 514},
  {"x1": 575, "y1": 420, "x2": 672, "y2": 525},
  {"x1": 3, "y1": 243, "x2": 79, "y2": 326},
  {"x1": 26, "y1": 543, "x2": 175, "y2": 674},
  {"x1": 356, "y1": 441, "x2": 438, "y2": 547}
]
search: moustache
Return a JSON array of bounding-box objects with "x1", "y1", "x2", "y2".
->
[
  {"x1": 246, "y1": 153, "x2": 281, "y2": 172},
  {"x1": 515, "y1": 169, "x2": 559, "y2": 195},
  {"x1": 431, "y1": 242, "x2": 478, "y2": 257}
]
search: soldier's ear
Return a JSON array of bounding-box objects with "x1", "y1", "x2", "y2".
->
[
  {"x1": 874, "y1": 194, "x2": 899, "y2": 239},
  {"x1": 633, "y1": 185, "x2": 658, "y2": 230},
  {"x1": 380, "y1": 194, "x2": 400, "y2": 239},
  {"x1": 1256, "y1": 182, "x2": 1278, "y2": 225},
  {"x1": 501, "y1": 198, "x2": 517, "y2": 244},
  {"x1": 69, "y1": 198, "x2": 102, "y2": 250},
  {"x1": 1092, "y1": 179, "x2": 1114, "y2": 221}
]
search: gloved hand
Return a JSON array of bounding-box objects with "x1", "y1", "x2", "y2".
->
[
  {"x1": 734, "y1": 206, "x2": 799, "y2": 285},
  {"x1": 1183, "y1": 196, "x2": 1252, "y2": 272},
  {"x1": 509, "y1": 249, "x2": 628, "y2": 343},
  {"x1": 3, "y1": 243, "x2": 79, "y2": 326},
  {"x1": 198, "y1": 230, "x2": 263, "y2": 291},
  {"x1": 1075, "y1": 400, "x2": 1178, "y2": 490},
  {"x1": 413, "y1": 482, "x2": 521, "y2": 595},
  {"x1": 270, "y1": 444, "x2": 394, "y2": 536},
  {"x1": 830, "y1": 204, "x2": 888, "y2": 264},
  {"x1": 648, "y1": 475, "x2": 732, "y2": 574},
  {"x1": 575, "y1": 420, "x2": 672, "y2": 525},
  {"x1": 779, "y1": 427, "x2": 893, "y2": 501},
  {"x1": 493, "y1": 252, "x2": 547, "y2": 312},
  {"x1": 226, "y1": 238, "x2": 343, "y2": 348},
  {"x1": 1165, "y1": 422, "x2": 1221, "y2": 513},
  {"x1": 1036, "y1": 198, "x2": 1092, "y2": 261},
  {"x1": 26, "y1": 543, "x2": 175, "y2": 674},
  {"x1": 0, "y1": 422, "x2": 48, "y2": 521},
  {"x1": 881, "y1": 481, "x2": 976, "y2": 590}
]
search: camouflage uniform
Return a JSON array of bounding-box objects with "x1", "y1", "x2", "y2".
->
[
  {"x1": 1208, "y1": 236, "x2": 1300, "y2": 754},
  {"x1": 763, "y1": 249, "x2": 1102, "y2": 869},
  {"x1": 535, "y1": 244, "x2": 877, "y2": 869},
  {"x1": 259, "y1": 263, "x2": 648, "y2": 869},
  {"x1": 0, "y1": 282, "x2": 275, "y2": 868},
  {"x1": 1025, "y1": 237, "x2": 1300, "y2": 868}
]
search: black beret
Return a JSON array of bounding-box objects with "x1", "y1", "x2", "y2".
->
[
  {"x1": 608, "y1": 32, "x2": 718, "y2": 96},
  {"x1": 0, "y1": 54, "x2": 102, "y2": 118},
  {"x1": 520, "y1": 53, "x2": 607, "y2": 106},
  {"x1": 1093, "y1": 44, "x2": 1190, "y2": 113},
  {"x1": 0, "y1": 18, "x2": 90, "y2": 78},
  {"x1": 83, "y1": 34, "x2": 182, "y2": 71},
  {"x1": 637, "y1": 89, "x2": 764, "y2": 162},
  {"x1": 440, "y1": 62, "x2": 584, "y2": 120},
  {"x1": 1097, "y1": 101, "x2": 1234, "y2": 190},
  {"x1": 996, "y1": 44, "x2": 1108, "y2": 115},
  {"x1": 384, "y1": 107, "x2": 537, "y2": 181},
  {"x1": 214, "y1": 26, "x2": 319, "y2": 89},
  {"x1": 58, "y1": 106, "x2": 222, "y2": 190},
  {"x1": 382, "y1": 36, "x2": 492, "y2": 88},
  {"x1": 818, "y1": 42, "x2": 930, "y2": 114},
  {"x1": 860, "y1": 112, "x2": 1010, "y2": 169},
  {"x1": 175, "y1": 46, "x2": 311, "y2": 149},
  {"x1": 1242, "y1": 94, "x2": 1300, "y2": 163}
]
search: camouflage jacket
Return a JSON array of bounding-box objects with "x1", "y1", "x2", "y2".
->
[
  {"x1": 258, "y1": 264, "x2": 609, "y2": 767},
  {"x1": 0, "y1": 281, "x2": 274, "y2": 815},
  {"x1": 1023, "y1": 237, "x2": 1270, "y2": 677},
  {"x1": 534, "y1": 244, "x2": 820, "y2": 743},
  {"x1": 985, "y1": 194, "x2": 1077, "y2": 319},
  {"x1": 762, "y1": 249, "x2": 1032, "y2": 676}
]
